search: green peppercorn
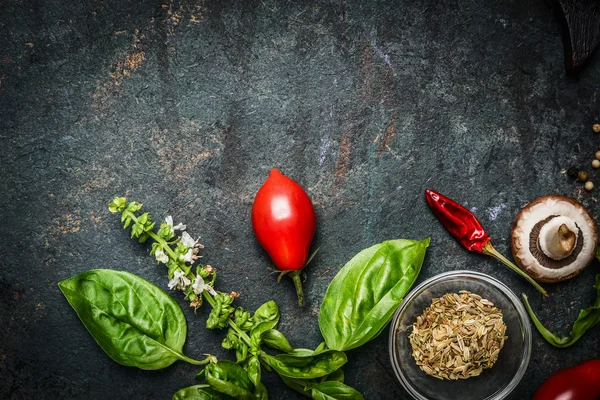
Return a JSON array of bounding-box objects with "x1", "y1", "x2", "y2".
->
[{"x1": 578, "y1": 171, "x2": 589, "y2": 182}]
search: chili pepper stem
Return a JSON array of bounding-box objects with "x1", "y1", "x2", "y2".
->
[
  {"x1": 481, "y1": 242, "x2": 548, "y2": 296},
  {"x1": 289, "y1": 270, "x2": 304, "y2": 307}
]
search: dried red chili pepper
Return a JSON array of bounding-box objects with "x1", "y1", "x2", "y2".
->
[{"x1": 425, "y1": 189, "x2": 547, "y2": 296}]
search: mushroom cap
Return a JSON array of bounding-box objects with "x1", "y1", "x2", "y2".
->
[{"x1": 511, "y1": 195, "x2": 598, "y2": 283}]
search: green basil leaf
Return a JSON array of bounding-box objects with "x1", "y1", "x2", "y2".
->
[
  {"x1": 253, "y1": 382, "x2": 268, "y2": 400},
  {"x1": 205, "y1": 361, "x2": 255, "y2": 400},
  {"x1": 247, "y1": 356, "x2": 261, "y2": 386},
  {"x1": 173, "y1": 385, "x2": 234, "y2": 400},
  {"x1": 235, "y1": 342, "x2": 249, "y2": 363},
  {"x1": 251, "y1": 301, "x2": 280, "y2": 338},
  {"x1": 260, "y1": 329, "x2": 294, "y2": 353},
  {"x1": 523, "y1": 274, "x2": 600, "y2": 348},
  {"x1": 319, "y1": 238, "x2": 430, "y2": 351},
  {"x1": 279, "y1": 376, "x2": 312, "y2": 398},
  {"x1": 58, "y1": 269, "x2": 192, "y2": 370},
  {"x1": 310, "y1": 381, "x2": 364, "y2": 400},
  {"x1": 264, "y1": 350, "x2": 347, "y2": 379},
  {"x1": 324, "y1": 368, "x2": 344, "y2": 383}
]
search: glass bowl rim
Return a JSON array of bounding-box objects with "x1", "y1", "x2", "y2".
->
[{"x1": 388, "y1": 270, "x2": 532, "y2": 400}]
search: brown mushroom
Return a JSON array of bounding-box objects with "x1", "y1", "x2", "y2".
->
[{"x1": 511, "y1": 195, "x2": 598, "y2": 283}]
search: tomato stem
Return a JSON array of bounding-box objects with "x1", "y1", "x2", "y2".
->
[{"x1": 289, "y1": 270, "x2": 304, "y2": 306}]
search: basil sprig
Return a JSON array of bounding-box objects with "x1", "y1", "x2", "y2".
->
[
  {"x1": 319, "y1": 239, "x2": 430, "y2": 351},
  {"x1": 60, "y1": 197, "x2": 432, "y2": 399},
  {"x1": 523, "y1": 274, "x2": 600, "y2": 347}
]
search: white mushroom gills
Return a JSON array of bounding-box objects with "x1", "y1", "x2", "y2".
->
[{"x1": 538, "y1": 217, "x2": 578, "y2": 260}]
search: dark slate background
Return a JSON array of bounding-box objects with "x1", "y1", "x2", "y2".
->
[{"x1": 1, "y1": 0, "x2": 600, "y2": 398}]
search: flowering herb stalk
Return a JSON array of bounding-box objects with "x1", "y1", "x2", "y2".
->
[
  {"x1": 109, "y1": 197, "x2": 217, "y2": 310},
  {"x1": 108, "y1": 197, "x2": 364, "y2": 400}
]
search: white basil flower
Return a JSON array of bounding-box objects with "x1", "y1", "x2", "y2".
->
[
  {"x1": 154, "y1": 248, "x2": 169, "y2": 264},
  {"x1": 181, "y1": 231, "x2": 197, "y2": 248},
  {"x1": 168, "y1": 270, "x2": 186, "y2": 290},
  {"x1": 192, "y1": 276, "x2": 216, "y2": 296},
  {"x1": 168, "y1": 270, "x2": 191, "y2": 290},
  {"x1": 180, "y1": 248, "x2": 195, "y2": 264},
  {"x1": 165, "y1": 215, "x2": 186, "y2": 231}
]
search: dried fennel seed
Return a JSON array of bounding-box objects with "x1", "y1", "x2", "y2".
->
[{"x1": 408, "y1": 290, "x2": 507, "y2": 380}]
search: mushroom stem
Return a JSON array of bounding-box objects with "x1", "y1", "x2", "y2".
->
[
  {"x1": 539, "y1": 219, "x2": 577, "y2": 260},
  {"x1": 481, "y1": 242, "x2": 548, "y2": 296}
]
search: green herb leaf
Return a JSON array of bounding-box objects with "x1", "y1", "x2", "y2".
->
[
  {"x1": 319, "y1": 238, "x2": 430, "y2": 351},
  {"x1": 253, "y1": 382, "x2": 268, "y2": 400},
  {"x1": 522, "y1": 274, "x2": 600, "y2": 348},
  {"x1": 173, "y1": 385, "x2": 234, "y2": 400},
  {"x1": 58, "y1": 269, "x2": 194, "y2": 370},
  {"x1": 263, "y1": 349, "x2": 347, "y2": 379},
  {"x1": 280, "y1": 376, "x2": 312, "y2": 398},
  {"x1": 260, "y1": 329, "x2": 294, "y2": 353},
  {"x1": 324, "y1": 368, "x2": 344, "y2": 383},
  {"x1": 310, "y1": 381, "x2": 364, "y2": 400},
  {"x1": 204, "y1": 361, "x2": 255, "y2": 400},
  {"x1": 247, "y1": 356, "x2": 261, "y2": 386},
  {"x1": 250, "y1": 301, "x2": 280, "y2": 338}
]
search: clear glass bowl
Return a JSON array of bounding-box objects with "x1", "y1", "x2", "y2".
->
[{"x1": 389, "y1": 271, "x2": 531, "y2": 400}]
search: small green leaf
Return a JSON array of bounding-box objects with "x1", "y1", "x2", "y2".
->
[
  {"x1": 205, "y1": 361, "x2": 255, "y2": 400},
  {"x1": 250, "y1": 301, "x2": 279, "y2": 338},
  {"x1": 247, "y1": 356, "x2": 261, "y2": 386},
  {"x1": 260, "y1": 329, "x2": 294, "y2": 353},
  {"x1": 264, "y1": 350, "x2": 347, "y2": 379},
  {"x1": 324, "y1": 369, "x2": 344, "y2": 383},
  {"x1": 253, "y1": 382, "x2": 268, "y2": 400},
  {"x1": 109, "y1": 197, "x2": 127, "y2": 213},
  {"x1": 279, "y1": 375, "x2": 312, "y2": 398},
  {"x1": 310, "y1": 381, "x2": 364, "y2": 400},
  {"x1": 172, "y1": 385, "x2": 234, "y2": 400},
  {"x1": 235, "y1": 342, "x2": 248, "y2": 363},
  {"x1": 127, "y1": 201, "x2": 143, "y2": 213}
]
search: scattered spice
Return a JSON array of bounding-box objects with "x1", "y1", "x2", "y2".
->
[
  {"x1": 592, "y1": 160, "x2": 600, "y2": 169},
  {"x1": 593, "y1": 123, "x2": 600, "y2": 133},
  {"x1": 409, "y1": 291, "x2": 507, "y2": 380},
  {"x1": 595, "y1": 151, "x2": 600, "y2": 161},
  {"x1": 577, "y1": 171, "x2": 589, "y2": 182},
  {"x1": 585, "y1": 181, "x2": 594, "y2": 191}
]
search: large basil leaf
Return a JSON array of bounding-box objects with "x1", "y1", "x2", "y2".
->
[
  {"x1": 319, "y1": 238, "x2": 430, "y2": 351},
  {"x1": 173, "y1": 385, "x2": 234, "y2": 400},
  {"x1": 311, "y1": 381, "x2": 364, "y2": 400},
  {"x1": 205, "y1": 361, "x2": 255, "y2": 400},
  {"x1": 58, "y1": 269, "x2": 193, "y2": 369},
  {"x1": 264, "y1": 350, "x2": 347, "y2": 379}
]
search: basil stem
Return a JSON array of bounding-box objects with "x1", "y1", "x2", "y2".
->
[{"x1": 522, "y1": 274, "x2": 600, "y2": 348}]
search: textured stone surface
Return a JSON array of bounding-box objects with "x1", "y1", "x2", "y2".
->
[{"x1": 1, "y1": 0, "x2": 600, "y2": 399}]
